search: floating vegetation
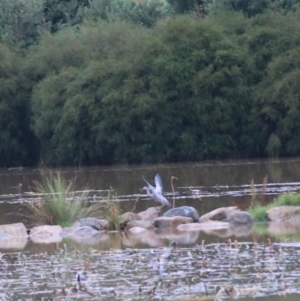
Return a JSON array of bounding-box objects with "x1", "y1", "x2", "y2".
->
[{"x1": 1, "y1": 240, "x2": 300, "y2": 300}]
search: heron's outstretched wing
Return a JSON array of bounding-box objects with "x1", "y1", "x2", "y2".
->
[
  {"x1": 154, "y1": 174, "x2": 163, "y2": 195},
  {"x1": 142, "y1": 175, "x2": 171, "y2": 207}
]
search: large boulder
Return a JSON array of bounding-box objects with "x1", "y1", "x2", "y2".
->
[
  {"x1": 0, "y1": 223, "x2": 28, "y2": 249},
  {"x1": 267, "y1": 206, "x2": 300, "y2": 222},
  {"x1": 163, "y1": 206, "x2": 199, "y2": 222},
  {"x1": 30, "y1": 225, "x2": 62, "y2": 244},
  {"x1": 0, "y1": 222, "x2": 28, "y2": 239},
  {"x1": 119, "y1": 212, "x2": 142, "y2": 230},
  {"x1": 224, "y1": 211, "x2": 254, "y2": 225},
  {"x1": 198, "y1": 206, "x2": 239, "y2": 223},
  {"x1": 73, "y1": 226, "x2": 99, "y2": 237},
  {"x1": 153, "y1": 216, "x2": 193, "y2": 228},
  {"x1": 137, "y1": 207, "x2": 161, "y2": 222}
]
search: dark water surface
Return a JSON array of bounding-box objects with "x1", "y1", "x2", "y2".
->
[{"x1": 1, "y1": 158, "x2": 300, "y2": 300}]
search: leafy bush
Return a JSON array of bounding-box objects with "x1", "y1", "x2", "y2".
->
[{"x1": 0, "y1": 43, "x2": 38, "y2": 167}]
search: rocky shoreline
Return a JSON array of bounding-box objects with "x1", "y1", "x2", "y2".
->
[{"x1": 1, "y1": 205, "x2": 299, "y2": 249}]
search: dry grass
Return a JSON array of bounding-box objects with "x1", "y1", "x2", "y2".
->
[{"x1": 101, "y1": 189, "x2": 121, "y2": 230}]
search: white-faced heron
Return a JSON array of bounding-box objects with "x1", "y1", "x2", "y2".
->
[{"x1": 142, "y1": 174, "x2": 172, "y2": 207}]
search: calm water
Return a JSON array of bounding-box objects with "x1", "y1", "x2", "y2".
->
[{"x1": 1, "y1": 158, "x2": 300, "y2": 300}]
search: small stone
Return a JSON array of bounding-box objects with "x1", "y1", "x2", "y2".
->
[{"x1": 163, "y1": 206, "x2": 199, "y2": 222}]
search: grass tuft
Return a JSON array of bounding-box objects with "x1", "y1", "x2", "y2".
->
[
  {"x1": 24, "y1": 171, "x2": 103, "y2": 227},
  {"x1": 101, "y1": 189, "x2": 121, "y2": 230}
]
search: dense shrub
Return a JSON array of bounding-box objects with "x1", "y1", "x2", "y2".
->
[{"x1": 1, "y1": 1, "x2": 300, "y2": 166}]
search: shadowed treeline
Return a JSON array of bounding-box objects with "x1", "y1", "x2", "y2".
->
[{"x1": 1, "y1": 0, "x2": 300, "y2": 167}]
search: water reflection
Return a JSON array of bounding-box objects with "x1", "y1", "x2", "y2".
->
[{"x1": 1, "y1": 222, "x2": 300, "y2": 252}]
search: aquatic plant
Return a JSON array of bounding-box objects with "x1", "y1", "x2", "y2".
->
[{"x1": 24, "y1": 171, "x2": 103, "y2": 227}]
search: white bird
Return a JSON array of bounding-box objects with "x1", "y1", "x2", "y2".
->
[{"x1": 142, "y1": 174, "x2": 171, "y2": 207}]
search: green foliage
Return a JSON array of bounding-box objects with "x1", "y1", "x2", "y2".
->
[
  {"x1": 25, "y1": 171, "x2": 103, "y2": 227},
  {"x1": 0, "y1": 43, "x2": 37, "y2": 167},
  {"x1": 0, "y1": 0, "x2": 47, "y2": 47},
  {"x1": 2, "y1": 3, "x2": 300, "y2": 166},
  {"x1": 77, "y1": 0, "x2": 171, "y2": 27},
  {"x1": 29, "y1": 15, "x2": 255, "y2": 165},
  {"x1": 249, "y1": 206, "x2": 268, "y2": 222},
  {"x1": 252, "y1": 11, "x2": 300, "y2": 157},
  {"x1": 249, "y1": 193, "x2": 300, "y2": 222},
  {"x1": 208, "y1": 0, "x2": 270, "y2": 17},
  {"x1": 166, "y1": 0, "x2": 209, "y2": 14},
  {"x1": 208, "y1": 0, "x2": 300, "y2": 16},
  {"x1": 43, "y1": 0, "x2": 90, "y2": 32},
  {"x1": 274, "y1": 193, "x2": 300, "y2": 206}
]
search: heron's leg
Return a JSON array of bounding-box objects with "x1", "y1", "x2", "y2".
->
[{"x1": 156, "y1": 204, "x2": 164, "y2": 210}]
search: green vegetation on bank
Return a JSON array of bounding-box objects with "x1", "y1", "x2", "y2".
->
[
  {"x1": 250, "y1": 193, "x2": 300, "y2": 222},
  {"x1": 1, "y1": 0, "x2": 300, "y2": 167}
]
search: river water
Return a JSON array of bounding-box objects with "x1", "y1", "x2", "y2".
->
[{"x1": 1, "y1": 158, "x2": 300, "y2": 300}]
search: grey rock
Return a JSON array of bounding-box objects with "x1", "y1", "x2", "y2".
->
[
  {"x1": 119, "y1": 212, "x2": 142, "y2": 230},
  {"x1": 74, "y1": 226, "x2": 99, "y2": 238},
  {"x1": 198, "y1": 206, "x2": 238, "y2": 223},
  {"x1": 0, "y1": 223, "x2": 28, "y2": 249},
  {"x1": 137, "y1": 207, "x2": 161, "y2": 222},
  {"x1": 153, "y1": 216, "x2": 193, "y2": 228},
  {"x1": 74, "y1": 217, "x2": 108, "y2": 230},
  {"x1": 30, "y1": 225, "x2": 62, "y2": 244},
  {"x1": 0, "y1": 222, "x2": 28, "y2": 239},
  {"x1": 163, "y1": 206, "x2": 199, "y2": 222},
  {"x1": 224, "y1": 211, "x2": 254, "y2": 225},
  {"x1": 266, "y1": 206, "x2": 300, "y2": 222}
]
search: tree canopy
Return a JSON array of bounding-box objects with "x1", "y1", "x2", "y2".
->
[{"x1": 1, "y1": 0, "x2": 300, "y2": 166}]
